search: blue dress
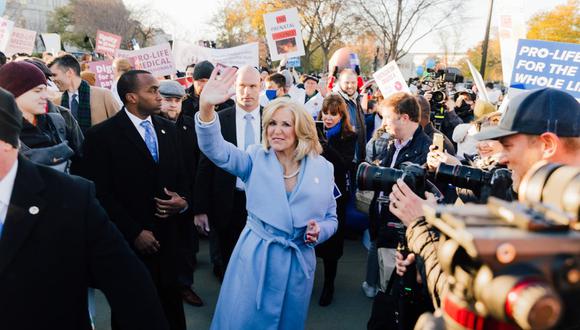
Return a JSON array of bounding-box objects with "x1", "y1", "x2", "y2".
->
[{"x1": 195, "y1": 113, "x2": 338, "y2": 330}]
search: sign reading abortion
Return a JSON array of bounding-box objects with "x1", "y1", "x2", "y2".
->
[{"x1": 510, "y1": 39, "x2": 579, "y2": 101}]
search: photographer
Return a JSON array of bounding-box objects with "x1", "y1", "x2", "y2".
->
[
  {"x1": 428, "y1": 111, "x2": 510, "y2": 204},
  {"x1": 423, "y1": 89, "x2": 463, "y2": 143},
  {"x1": 390, "y1": 87, "x2": 580, "y2": 312},
  {"x1": 453, "y1": 90, "x2": 476, "y2": 123},
  {"x1": 366, "y1": 92, "x2": 433, "y2": 330}
]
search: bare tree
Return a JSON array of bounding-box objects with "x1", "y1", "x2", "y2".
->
[
  {"x1": 437, "y1": 27, "x2": 463, "y2": 66},
  {"x1": 308, "y1": 0, "x2": 356, "y2": 71},
  {"x1": 72, "y1": 0, "x2": 135, "y2": 45},
  {"x1": 355, "y1": 0, "x2": 464, "y2": 64}
]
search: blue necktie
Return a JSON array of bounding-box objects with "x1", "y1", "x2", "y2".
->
[
  {"x1": 0, "y1": 220, "x2": 3, "y2": 240},
  {"x1": 71, "y1": 94, "x2": 79, "y2": 120},
  {"x1": 140, "y1": 121, "x2": 159, "y2": 163},
  {"x1": 244, "y1": 113, "x2": 255, "y2": 151}
]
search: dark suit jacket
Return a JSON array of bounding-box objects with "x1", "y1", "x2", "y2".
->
[
  {"x1": 81, "y1": 109, "x2": 189, "y2": 286},
  {"x1": 193, "y1": 106, "x2": 261, "y2": 230},
  {"x1": 0, "y1": 157, "x2": 168, "y2": 330}
]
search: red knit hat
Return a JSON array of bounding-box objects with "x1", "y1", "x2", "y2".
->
[{"x1": 0, "y1": 61, "x2": 47, "y2": 98}]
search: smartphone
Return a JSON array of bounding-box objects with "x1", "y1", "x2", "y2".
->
[
  {"x1": 315, "y1": 121, "x2": 325, "y2": 134},
  {"x1": 433, "y1": 133, "x2": 444, "y2": 152},
  {"x1": 215, "y1": 63, "x2": 228, "y2": 76}
]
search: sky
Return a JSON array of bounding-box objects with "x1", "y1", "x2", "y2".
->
[{"x1": 123, "y1": 0, "x2": 569, "y2": 54}]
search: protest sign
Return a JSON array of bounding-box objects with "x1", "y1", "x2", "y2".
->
[
  {"x1": 95, "y1": 30, "x2": 122, "y2": 56},
  {"x1": 498, "y1": 15, "x2": 526, "y2": 86},
  {"x1": 466, "y1": 59, "x2": 490, "y2": 103},
  {"x1": 172, "y1": 41, "x2": 211, "y2": 71},
  {"x1": 172, "y1": 41, "x2": 259, "y2": 71},
  {"x1": 175, "y1": 77, "x2": 193, "y2": 88},
  {"x1": 40, "y1": 33, "x2": 61, "y2": 54},
  {"x1": 4, "y1": 27, "x2": 36, "y2": 56},
  {"x1": 0, "y1": 17, "x2": 14, "y2": 52},
  {"x1": 116, "y1": 43, "x2": 175, "y2": 77},
  {"x1": 510, "y1": 39, "x2": 580, "y2": 101},
  {"x1": 88, "y1": 60, "x2": 115, "y2": 89},
  {"x1": 372, "y1": 61, "x2": 411, "y2": 98},
  {"x1": 287, "y1": 57, "x2": 300, "y2": 68},
  {"x1": 263, "y1": 7, "x2": 305, "y2": 61}
]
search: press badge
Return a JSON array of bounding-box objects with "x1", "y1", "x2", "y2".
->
[{"x1": 333, "y1": 183, "x2": 342, "y2": 200}]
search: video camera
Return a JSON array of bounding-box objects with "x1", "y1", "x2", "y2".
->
[
  {"x1": 424, "y1": 68, "x2": 464, "y2": 129},
  {"x1": 435, "y1": 163, "x2": 513, "y2": 203},
  {"x1": 419, "y1": 162, "x2": 580, "y2": 330}
]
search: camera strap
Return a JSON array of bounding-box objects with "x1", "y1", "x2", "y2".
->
[{"x1": 443, "y1": 296, "x2": 518, "y2": 330}]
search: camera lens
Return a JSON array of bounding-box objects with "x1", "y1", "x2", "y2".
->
[
  {"x1": 435, "y1": 164, "x2": 489, "y2": 193},
  {"x1": 507, "y1": 281, "x2": 562, "y2": 330},
  {"x1": 432, "y1": 91, "x2": 446, "y2": 103},
  {"x1": 356, "y1": 162, "x2": 404, "y2": 193}
]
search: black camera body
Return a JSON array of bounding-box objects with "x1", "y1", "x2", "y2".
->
[{"x1": 435, "y1": 163, "x2": 513, "y2": 203}]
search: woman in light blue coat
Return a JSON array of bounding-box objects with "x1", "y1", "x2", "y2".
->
[{"x1": 196, "y1": 66, "x2": 338, "y2": 330}]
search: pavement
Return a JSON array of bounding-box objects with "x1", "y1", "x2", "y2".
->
[{"x1": 93, "y1": 238, "x2": 374, "y2": 330}]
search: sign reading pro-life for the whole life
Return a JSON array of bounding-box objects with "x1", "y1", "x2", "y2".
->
[
  {"x1": 263, "y1": 7, "x2": 305, "y2": 61},
  {"x1": 510, "y1": 39, "x2": 580, "y2": 101}
]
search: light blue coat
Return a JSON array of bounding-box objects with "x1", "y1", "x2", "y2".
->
[{"x1": 195, "y1": 113, "x2": 338, "y2": 330}]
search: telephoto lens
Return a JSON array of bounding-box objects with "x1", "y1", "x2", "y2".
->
[
  {"x1": 356, "y1": 162, "x2": 426, "y2": 194},
  {"x1": 435, "y1": 163, "x2": 490, "y2": 192}
]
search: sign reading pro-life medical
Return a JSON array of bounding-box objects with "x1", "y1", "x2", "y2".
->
[
  {"x1": 510, "y1": 39, "x2": 579, "y2": 101},
  {"x1": 264, "y1": 8, "x2": 305, "y2": 61},
  {"x1": 116, "y1": 43, "x2": 175, "y2": 77}
]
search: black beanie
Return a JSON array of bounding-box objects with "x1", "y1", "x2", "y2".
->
[
  {"x1": 0, "y1": 87, "x2": 22, "y2": 148},
  {"x1": 193, "y1": 60, "x2": 214, "y2": 81}
]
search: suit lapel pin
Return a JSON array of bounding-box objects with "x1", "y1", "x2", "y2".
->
[
  {"x1": 29, "y1": 206, "x2": 39, "y2": 215},
  {"x1": 182, "y1": 126, "x2": 187, "y2": 130},
  {"x1": 161, "y1": 129, "x2": 166, "y2": 134},
  {"x1": 314, "y1": 177, "x2": 320, "y2": 184}
]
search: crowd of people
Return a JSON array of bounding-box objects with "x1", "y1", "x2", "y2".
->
[{"x1": 0, "y1": 47, "x2": 578, "y2": 330}]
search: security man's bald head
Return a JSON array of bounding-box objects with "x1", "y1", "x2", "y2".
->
[{"x1": 235, "y1": 65, "x2": 261, "y2": 111}]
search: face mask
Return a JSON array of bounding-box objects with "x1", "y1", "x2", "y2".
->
[{"x1": 265, "y1": 89, "x2": 277, "y2": 101}]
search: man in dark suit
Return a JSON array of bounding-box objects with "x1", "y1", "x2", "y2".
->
[
  {"x1": 0, "y1": 88, "x2": 168, "y2": 330},
  {"x1": 81, "y1": 70, "x2": 189, "y2": 330},
  {"x1": 194, "y1": 65, "x2": 262, "y2": 274},
  {"x1": 175, "y1": 60, "x2": 232, "y2": 300}
]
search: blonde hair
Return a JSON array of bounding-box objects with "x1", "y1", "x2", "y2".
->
[
  {"x1": 261, "y1": 98, "x2": 322, "y2": 161},
  {"x1": 113, "y1": 58, "x2": 132, "y2": 77}
]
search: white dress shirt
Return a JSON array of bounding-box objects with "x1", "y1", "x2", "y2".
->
[
  {"x1": 0, "y1": 159, "x2": 18, "y2": 226},
  {"x1": 125, "y1": 109, "x2": 159, "y2": 157},
  {"x1": 235, "y1": 105, "x2": 260, "y2": 190},
  {"x1": 389, "y1": 138, "x2": 412, "y2": 168}
]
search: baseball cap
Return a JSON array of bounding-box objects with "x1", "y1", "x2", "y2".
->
[{"x1": 474, "y1": 88, "x2": 580, "y2": 141}]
